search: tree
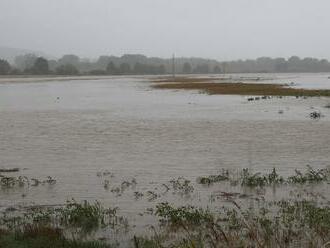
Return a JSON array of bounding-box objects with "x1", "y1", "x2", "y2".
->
[
  {"x1": 0, "y1": 59, "x2": 11, "y2": 75},
  {"x1": 58, "y1": 55, "x2": 80, "y2": 66},
  {"x1": 193, "y1": 64, "x2": 209, "y2": 74},
  {"x1": 133, "y1": 62, "x2": 146, "y2": 74},
  {"x1": 119, "y1": 63, "x2": 131, "y2": 74},
  {"x1": 30, "y1": 57, "x2": 49, "y2": 74},
  {"x1": 158, "y1": 65, "x2": 166, "y2": 74},
  {"x1": 56, "y1": 64, "x2": 79, "y2": 75},
  {"x1": 106, "y1": 61, "x2": 117, "y2": 74},
  {"x1": 14, "y1": 54, "x2": 37, "y2": 71},
  {"x1": 274, "y1": 58, "x2": 287, "y2": 72},
  {"x1": 213, "y1": 65, "x2": 222, "y2": 74},
  {"x1": 182, "y1": 62, "x2": 192, "y2": 74}
]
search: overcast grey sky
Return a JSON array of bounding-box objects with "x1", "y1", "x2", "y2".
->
[{"x1": 0, "y1": 0, "x2": 329, "y2": 60}]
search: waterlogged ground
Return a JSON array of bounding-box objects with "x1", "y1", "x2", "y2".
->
[{"x1": 0, "y1": 74, "x2": 330, "y2": 244}]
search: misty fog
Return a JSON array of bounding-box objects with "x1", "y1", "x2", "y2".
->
[{"x1": 1, "y1": 0, "x2": 330, "y2": 60}]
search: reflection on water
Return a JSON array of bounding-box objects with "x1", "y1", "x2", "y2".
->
[{"x1": 0, "y1": 75, "x2": 329, "y2": 231}]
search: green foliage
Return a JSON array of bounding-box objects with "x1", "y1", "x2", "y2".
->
[
  {"x1": 288, "y1": 166, "x2": 329, "y2": 184},
  {"x1": 0, "y1": 226, "x2": 113, "y2": 248},
  {"x1": 197, "y1": 170, "x2": 229, "y2": 185},
  {"x1": 0, "y1": 59, "x2": 11, "y2": 75},
  {"x1": 156, "y1": 202, "x2": 213, "y2": 226},
  {"x1": 182, "y1": 62, "x2": 192, "y2": 74},
  {"x1": 106, "y1": 62, "x2": 117, "y2": 75},
  {"x1": 59, "y1": 200, "x2": 119, "y2": 233},
  {"x1": 56, "y1": 64, "x2": 79, "y2": 75},
  {"x1": 169, "y1": 177, "x2": 194, "y2": 195},
  {"x1": 30, "y1": 57, "x2": 49, "y2": 74},
  {"x1": 240, "y1": 168, "x2": 285, "y2": 187},
  {"x1": 119, "y1": 63, "x2": 131, "y2": 74}
]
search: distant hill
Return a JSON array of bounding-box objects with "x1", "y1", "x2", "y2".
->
[{"x1": 0, "y1": 46, "x2": 53, "y2": 63}]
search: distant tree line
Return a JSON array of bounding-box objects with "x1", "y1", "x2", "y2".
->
[{"x1": 1, "y1": 54, "x2": 330, "y2": 75}]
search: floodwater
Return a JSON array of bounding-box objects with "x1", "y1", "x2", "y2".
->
[{"x1": 0, "y1": 74, "x2": 330, "y2": 234}]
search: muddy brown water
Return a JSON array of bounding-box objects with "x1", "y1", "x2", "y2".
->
[{"x1": 0, "y1": 74, "x2": 330, "y2": 238}]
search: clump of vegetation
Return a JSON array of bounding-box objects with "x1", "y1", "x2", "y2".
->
[
  {"x1": 0, "y1": 168, "x2": 20, "y2": 173},
  {"x1": 59, "y1": 200, "x2": 118, "y2": 232},
  {"x1": 0, "y1": 200, "x2": 126, "y2": 237},
  {"x1": 0, "y1": 175, "x2": 29, "y2": 188},
  {"x1": 198, "y1": 167, "x2": 327, "y2": 188},
  {"x1": 288, "y1": 166, "x2": 329, "y2": 184},
  {"x1": 97, "y1": 170, "x2": 114, "y2": 178},
  {"x1": 2, "y1": 167, "x2": 330, "y2": 247},
  {"x1": 137, "y1": 199, "x2": 330, "y2": 247},
  {"x1": 109, "y1": 178, "x2": 137, "y2": 196},
  {"x1": 0, "y1": 175, "x2": 56, "y2": 189},
  {"x1": 241, "y1": 168, "x2": 284, "y2": 187},
  {"x1": 152, "y1": 79, "x2": 330, "y2": 97},
  {"x1": 310, "y1": 111, "x2": 323, "y2": 119},
  {"x1": 197, "y1": 170, "x2": 229, "y2": 185},
  {"x1": 0, "y1": 225, "x2": 114, "y2": 248},
  {"x1": 156, "y1": 202, "x2": 213, "y2": 226},
  {"x1": 169, "y1": 177, "x2": 194, "y2": 195}
]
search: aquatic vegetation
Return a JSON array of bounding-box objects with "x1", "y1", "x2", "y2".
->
[
  {"x1": 103, "y1": 180, "x2": 110, "y2": 189},
  {"x1": 200, "y1": 167, "x2": 327, "y2": 188},
  {"x1": 97, "y1": 170, "x2": 114, "y2": 178},
  {"x1": 141, "y1": 199, "x2": 330, "y2": 247},
  {"x1": 156, "y1": 202, "x2": 213, "y2": 226},
  {"x1": 152, "y1": 78, "x2": 330, "y2": 97},
  {"x1": 0, "y1": 200, "x2": 126, "y2": 237},
  {"x1": 310, "y1": 111, "x2": 323, "y2": 119},
  {"x1": 169, "y1": 177, "x2": 194, "y2": 195},
  {"x1": 2, "y1": 167, "x2": 330, "y2": 247},
  {"x1": 240, "y1": 169, "x2": 268, "y2": 187},
  {"x1": 0, "y1": 225, "x2": 115, "y2": 248},
  {"x1": 109, "y1": 178, "x2": 137, "y2": 196},
  {"x1": 134, "y1": 191, "x2": 144, "y2": 200},
  {"x1": 59, "y1": 200, "x2": 120, "y2": 232},
  {"x1": 197, "y1": 170, "x2": 229, "y2": 185},
  {"x1": 240, "y1": 168, "x2": 284, "y2": 187},
  {"x1": 44, "y1": 176, "x2": 57, "y2": 185},
  {"x1": 288, "y1": 166, "x2": 329, "y2": 184},
  {"x1": 121, "y1": 178, "x2": 137, "y2": 191},
  {"x1": 0, "y1": 175, "x2": 29, "y2": 188},
  {"x1": 0, "y1": 175, "x2": 56, "y2": 189},
  {"x1": 0, "y1": 168, "x2": 20, "y2": 173},
  {"x1": 146, "y1": 191, "x2": 159, "y2": 201}
]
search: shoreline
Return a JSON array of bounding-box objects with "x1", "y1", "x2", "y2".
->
[{"x1": 0, "y1": 75, "x2": 151, "y2": 84}]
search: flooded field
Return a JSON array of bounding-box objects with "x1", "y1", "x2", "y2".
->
[{"x1": 0, "y1": 74, "x2": 330, "y2": 246}]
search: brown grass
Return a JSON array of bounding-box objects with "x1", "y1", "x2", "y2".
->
[
  {"x1": 153, "y1": 77, "x2": 226, "y2": 83},
  {"x1": 151, "y1": 77, "x2": 330, "y2": 97}
]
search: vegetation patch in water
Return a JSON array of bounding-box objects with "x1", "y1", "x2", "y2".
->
[
  {"x1": 197, "y1": 170, "x2": 229, "y2": 185},
  {"x1": 2, "y1": 167, "x2": 330, "y2": 247},
  {"x1": 197, "y1": 167, "x2": 328, "y2": 188},
  {"x1": 152, "y1": 77, "x2": 330, "y2": 97},
  {"x1": 0, "y1": 168, "x2": 20, "y2": 173},
  {"x1": 0, "y1": 226, "x2": 114, "y2": 248}
]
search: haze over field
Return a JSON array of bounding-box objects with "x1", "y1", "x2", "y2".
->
[{"x1": 1, "y1": 0, "x2": 330, "y2": 60}]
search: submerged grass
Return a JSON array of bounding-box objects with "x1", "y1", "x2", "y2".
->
[
  {"x1": 0, "y1": 168, "x2": 20, "y2": 173},
  {"x1": 152, "y1": 77, "x2": 330, "y2": 97},
  {"x1": 137, "y1": 199, "x2": 330, "y2": 248},
  {"x1": 0, "y1": 226, "x2": 113, "y2": 248},
  {"x1": 2, "y1": 167, "x2": 330, "y2": 247},
  {"x1": 197, "y1": 166, "x2": 329, "y2": 188}
]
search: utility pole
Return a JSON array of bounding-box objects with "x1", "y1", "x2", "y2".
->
[{"x1": 172, "y1": 54, "x2": 176, "y2": 79}]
